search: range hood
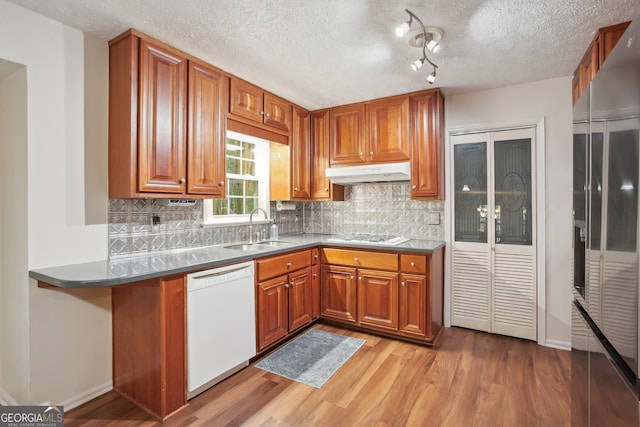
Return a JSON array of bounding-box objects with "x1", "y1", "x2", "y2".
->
[{"x1": 325, "y1": 162, "x2": 411, "y2": 184}]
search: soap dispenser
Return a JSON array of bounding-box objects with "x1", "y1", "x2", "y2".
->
[{"x1": 270, "y1": 219, "x2": 279, "y2": 240}]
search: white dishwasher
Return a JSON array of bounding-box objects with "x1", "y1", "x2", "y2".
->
[{"x1": 186, "y1": 261, "x2": 256, "y2": 399}]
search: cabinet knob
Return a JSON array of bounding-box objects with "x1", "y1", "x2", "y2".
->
[
  {"x1": 354, "y1": 257, "x2": 359, "y2": 263},
  {"x1": 313, "y1": 274, "x2": 317, "y2": 278},
  {"x1": 314, "y1": 254, "x2": 318, "y2": 259},
  {"x1": 179, "y1": 178, "x2": 186, "y2": 184},
  {"x1": 286, "y1": 262, "x2": 292, "y2": 268},
  {"x1": 284, "y1": 283, "x2": 290, "y2": 288},
  {"x1": 265, "y1": 113, "x2": 271, "y2": 118},
  {"x1": 294, "y1": 187, "x2": 299, "y2": 191},
  {"x1": 359, "y1": 276, "x2": 363, "y2": 281},
  {"x1": 290, "y1": 281, "x2": 294, "y2": 287},
  {"x1": 324, "y1": 188, "x2": 329, "y2": 192},
  {"x1": 218, "y1": 181, "x2": 225, "y2": 186},
  {"x1": 259, "y1": 111, "x2": 265, "y2": 115},
  {"x1": 412, "y1": 184, "x2": 417, "y2": 189},
  {"x1": 350, "y1": 275, "x2": 355, "y2": 280},
  {"x1": 359, "y1": 152, "x2": 364, "y2": 156},
  {"x1": 401, "y1": 281, "x2": 406, "y2": 287},
  {"x1": 410, "y1": 262, "x2": 415, "y2": 267}
]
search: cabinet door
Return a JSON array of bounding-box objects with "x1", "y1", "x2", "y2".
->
[
  {"x1": 410, "y1": 90, "x2": 444, "y2": 199},
  {"x1": 311, "y1": 110, "x2": 344, "y2": 201},
  {"x1": 187, "y1": 61, "x2": 227, "y2": 196},
  {"x1": 311, "y1": 264, "x2": 320, "y2": 320},
  {"x1": 399, "y1": 273, "x2": 429, "y2": 338},
  {"x1": 598, "y1": 22, "x2": 630, "y2": 68},
  {"x1": 357, "y1": 269, "x2": 399, "y2": 331},
  {"x1": 367, "y1": 96, "x2": 410, "y2": 163},
  {"x1": 138, "y1": 39, "x2": 187, "y2": 193},
  {"x1": 257, "y1": 275, "x2": 288, "y2": 351},
  {"x1": 230, "y1": 78, "x2": 264, "y2": 123},
  {"x1": 264, "y1": 93, "x2": 292, "y2": 132},
  {"x1": 321, "y1": 265, "x2": 357, "y2": 322},
  {"x1": 330, "y1": 104, "x2": 366, "y2": 165},
  {"x1": 291, "y1": 106, "x2": 311, "y2": 199},
  {"x1": 288, "y1": 267, "x2": 313, "y2": 332}
]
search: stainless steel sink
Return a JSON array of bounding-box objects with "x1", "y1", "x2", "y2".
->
[
  {"x1": 223, "y1": 241, "x2": 296, "y2": 251},
  {"x1": 255, "y1": 240, "x2": 296, "y2": 247},
  {"x1": 223, "y1": 243, "x2": 266, "y2": 251}
]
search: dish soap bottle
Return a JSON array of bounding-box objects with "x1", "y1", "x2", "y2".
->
[{"x1": 270, "y1": 219, "x2": 279, "y2": 240}]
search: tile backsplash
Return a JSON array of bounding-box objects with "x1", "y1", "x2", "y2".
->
[
  {"x1": 303, "y1": 183, "x2": 444, "y2": 239},
  {"x1": 108, "y1": 182, "x2": 444, "y2": 258}
]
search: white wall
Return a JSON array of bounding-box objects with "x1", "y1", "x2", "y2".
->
[
  {"x1": 0, "y1": 0, "x2": 111, "y2": 407},
  {"x1": 444, "y1": 76, "x2": 573, "y2": 347}
]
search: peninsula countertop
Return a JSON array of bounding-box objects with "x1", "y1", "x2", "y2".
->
[{"x1": 29, "y1": 233, "x2": 446, "y2": 288}]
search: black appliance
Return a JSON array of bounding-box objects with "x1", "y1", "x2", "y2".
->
[{"x1": 572, "y1": 15, "x2": 640, "y2": 426}]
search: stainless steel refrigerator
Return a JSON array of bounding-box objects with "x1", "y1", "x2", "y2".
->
[{"x1": 572, "y1": 15, "x2": 640, "y2": 426}]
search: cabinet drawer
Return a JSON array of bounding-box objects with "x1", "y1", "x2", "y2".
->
[
  {"x1": 257, "y1": 250, "x2": 311, "y2": 281},
  {"x1": 400, "y1": 254, "x2": 428, "y2": 274},
  {"x1": 321, "y1": 248, "x2": 398, "y2": 270}
]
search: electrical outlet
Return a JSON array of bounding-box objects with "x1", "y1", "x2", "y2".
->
[{"x1": 152, "y1": 215, "x2": 161, "y2": 225}]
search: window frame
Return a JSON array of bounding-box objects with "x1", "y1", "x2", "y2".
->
[{"x1": 202, "y1": 130, "x2": 271, "y2": 226}]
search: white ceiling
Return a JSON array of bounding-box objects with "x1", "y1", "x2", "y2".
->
[{"x1": 7, "y1": 0, "x2": 640, "y2": 110}]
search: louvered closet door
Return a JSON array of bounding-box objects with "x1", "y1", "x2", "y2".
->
[{"x1": 452, "y1": 128, "x2": 537, "y2": 341}]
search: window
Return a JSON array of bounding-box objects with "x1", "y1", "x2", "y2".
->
[{"x1": 203, "y1": 131, "x2": 270, "y2": 225}]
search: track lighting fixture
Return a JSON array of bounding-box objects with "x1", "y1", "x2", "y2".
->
[{"x1": 396, "y1": 9, "x2": 443, "y2": 84}]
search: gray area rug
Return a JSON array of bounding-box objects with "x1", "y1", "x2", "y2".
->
[{"x1": 255, "y1": 329, "x2": 366, "y2": 388}]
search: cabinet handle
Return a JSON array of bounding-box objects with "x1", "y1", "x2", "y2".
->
[
  {"x1": 290, "y1": 281, "x2": 294, "y2": 287},
  {"x1": 410, "y1": 262, "x2": 415, "y2": 267},
  {"x1": 286, "y1": 262, "x2": 292, "y2": 268},
  {"x1": 259, "y1": 111, "x2": 265, "y2": 115},
  {"x1": 401, "y1": 281, "x2": 406, "y2": 287},
  {"x1": 412, "y1": 184, "x2": 417, "y2": 189},
  {"x1": 285, "y1": 283, "x2": 290, "y2": 288},
  {"x1": 179, "y1": 178, "x2": 186, "y2": 184},
  {"x1": 369, "y1": 151, "x2": 374, "y2": 159},
  {"x1": 324, "y1": 188, "x2": 329, "y2": 192},
  {"x1": 359, "y1": 152, "x2": 364, "y2": 156},
  {"x1": 313, "y1": 274, "x2": 317, "y2": 278},
  {"x1": 354, "y1": 257, "x2": 359, "y2": 263},
  {"x1": 294, "y1": 187, "x2": 299, "y2": 191},
  {"x1": 265, "y1": 113, "x2": 271, "y2": 118},
  {"x1": 218, "y1": 181, "x2": 225, "y2": 186},
  {"x1": 314, "y1": 254, "x2": 318, "y2": 259},
  {"x1": 350, "y1": 275, "x2": 355, "y2": 280},
  {"x1": 359, "y1": 276, "x2": 362, "y2": 281}
]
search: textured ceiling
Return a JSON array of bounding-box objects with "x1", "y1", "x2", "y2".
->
[{"x1": 7, "y1": 0, "x2": 640, "y2": 110}]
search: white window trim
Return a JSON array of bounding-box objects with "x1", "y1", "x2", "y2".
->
[{"x1": 202, "y1": 131, "x2": 271, "y2": 226}]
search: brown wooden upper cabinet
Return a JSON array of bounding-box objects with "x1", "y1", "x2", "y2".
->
[
  {"x1": 409, "y1": 89, "x2": 444, "y2": 200},
  {"x1": 310, "y1": 109, "x2": 345, "y2": 201},
  {"x1": 108, "y1": 30, "x2": 228, "y2": 198},
  {"x1": 230, "y1": 78, "x2": 292, "y2": 133},
  {"x1": 290, "y1": 106, "x2": 311, "y2": 199},
  {"x1": 329, "y1": 95, "x2": 411, "y2": 166},
  {"x1": 572, "y1": 21, "x2": 630, "y2": 105}
]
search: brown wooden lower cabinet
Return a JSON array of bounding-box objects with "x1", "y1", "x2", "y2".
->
[
  {"x1": 255, "y1": 250, "x2": 314, "y2": 353},
  {"x1": 320, "y1": 246, "x2": 444, "y2": 344},
  {"x1": 112, "y1": 275, "x2": 187, "y2": 420}
]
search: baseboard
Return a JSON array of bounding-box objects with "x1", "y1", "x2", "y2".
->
[
  {"x1": 45, "y1": 381, "x2": 113, "y2": 411},
  {"x1": 544, "y1": 338, "x2": 571, "y2": 351},
  {"x1": 0, "y1": 386, "x2": 18, "y2": 405}
]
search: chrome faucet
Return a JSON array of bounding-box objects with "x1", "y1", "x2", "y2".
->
[{"x1": 248, "y1": 207, "x2": 269, "y2": 243}]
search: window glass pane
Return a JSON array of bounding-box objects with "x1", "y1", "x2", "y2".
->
[
  {"x1": 227, "y1": 138, "x2": 241, "y2": 155},
  {"x1": 245, "y1": 198, "x2": 257, "y2": 213},
  {"x1": 494, "y1": 138, "x2": 532, "y2": 245},
  {"x1": 228, "y1": 179, "x2": 244, "y2": 196},
  {"x1": 243, "y1": 142, "x2": 255, "y2": 160},
  {"x1": 454, "y1": 142, "x2": 488, "y2": 243},
  {"x1": 227, "y1": 157, "x2": 240, "y2": 175},
  {"x1": 245, "y1": 180, "x2": 258, "y2": 197},
  {"x1": 606, "y1": 129, "x2": 639, "y2": 252},
  {"x1": 242, "y1": 159, "x2": 255, "y2": 175},
  {"x1": 228, "y1": 197, "x2": 243, "y2": 215},
  {"x1": 212, "y1": 199, "x2": 227, "y2": 215}
]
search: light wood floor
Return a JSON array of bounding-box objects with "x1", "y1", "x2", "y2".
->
[{"x1": 65, "y1": 324, "x2": 571, "y2": 426}]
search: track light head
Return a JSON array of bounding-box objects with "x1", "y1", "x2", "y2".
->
[
  {"x1": 426, "y1": 68, "x2": 436, "y2": 84},
  {"x1": 396, "y1": 20, "x2": 411, "y2": 37},
  {"x1": 411, "y1": 58, "x2": 425, "y2": 71}
]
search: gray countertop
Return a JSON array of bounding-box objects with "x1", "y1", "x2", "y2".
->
[{"x1": 29, "y1": 233, "x2": 446, "y2": 288}]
